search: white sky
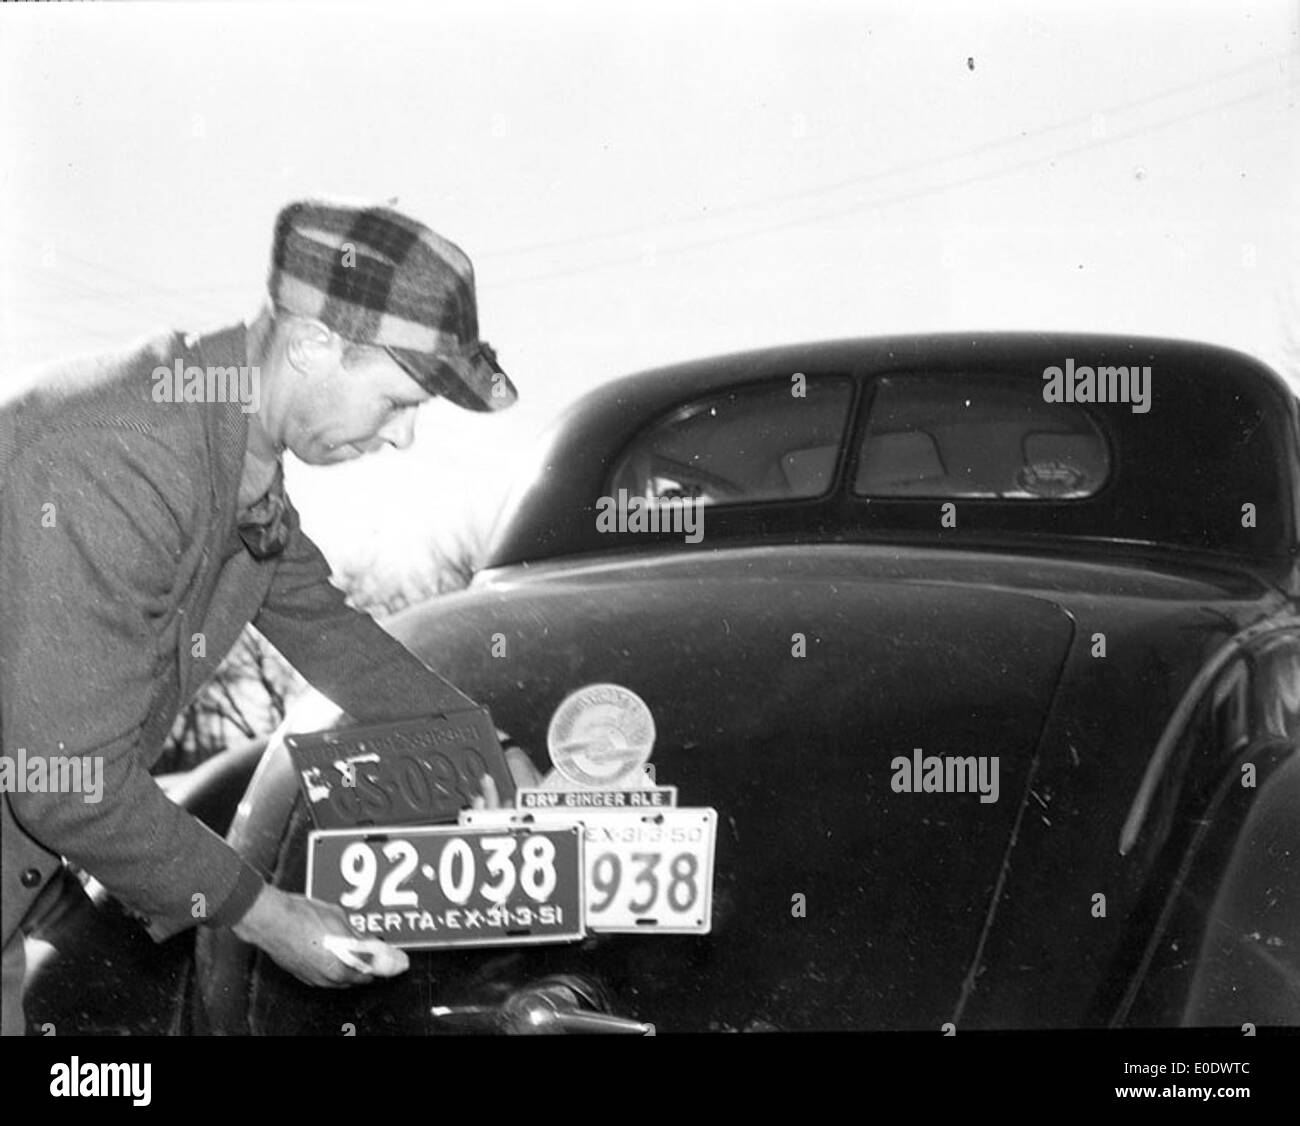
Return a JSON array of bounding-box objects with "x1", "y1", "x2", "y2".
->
[{"x1": 2, "y1": 0, "x2": 1297, "y2": 589}]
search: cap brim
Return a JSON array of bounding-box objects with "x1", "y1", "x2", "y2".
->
[{"x1": 386, "y1": 345, "x2": 518, "y2": 412}]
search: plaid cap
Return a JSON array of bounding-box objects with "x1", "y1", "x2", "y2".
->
[{"x1": 267, "y1": 198, "x2": 517, "y2": 412}]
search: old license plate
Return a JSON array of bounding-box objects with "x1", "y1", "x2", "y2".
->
[
  {"x1": 462, "y1": 808, "x2": 716, "y2": 934},
  {"x1": 305, "y1": 824, "x2": 584, "y2": 949},
  {"x1": 286, "y1": 709, "x2": 514, "y2": 830}
]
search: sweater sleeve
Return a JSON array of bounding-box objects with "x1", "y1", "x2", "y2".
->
[
  {"x1": 253, "y1": 498, "x2": 479, "y2": 722},
  {"x1": 0, "y1": 431, "x2": 265, "y2": 937}
]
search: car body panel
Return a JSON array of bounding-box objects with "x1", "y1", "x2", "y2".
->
[{"x1": 200, "y1": 550, "x2": 1297, "y2": 1031}]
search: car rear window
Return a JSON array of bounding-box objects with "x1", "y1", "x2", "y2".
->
[
  {"x1": 608, "y1": 376, "x2": 854, "y2": 505},
  {"x1": 855, "y1": 375, "x2": 1110, "y2": 498}
]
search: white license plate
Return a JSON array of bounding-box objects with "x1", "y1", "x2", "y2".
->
[{"x1": 461, "y1": 807, "x2": 716, "y2": 934}]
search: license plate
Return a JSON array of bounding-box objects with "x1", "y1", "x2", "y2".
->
[
  {"x1": 305, "y1": 825, "x2": 585, "y2": 949},
  {"x1": 286, "y1": 709, "x2": 514, "y2": 830},
  {"x1": 462, "y1": 808, "x2": 716, "y2": 934}
]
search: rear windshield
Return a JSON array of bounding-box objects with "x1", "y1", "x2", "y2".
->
[
  {"x1": 486, "y1": 348, "x2": 1295, "y2": 569},
  {"x1": 855, "y1": 376, "x2": 1110, "y2": 499},
  {"x1": 608, "y1": 376, "x2": 854, "y2": 505}
]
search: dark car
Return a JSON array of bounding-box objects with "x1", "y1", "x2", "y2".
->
[{"x1": 25, "y1": 333, "x2": 1300, "y2": 1034}]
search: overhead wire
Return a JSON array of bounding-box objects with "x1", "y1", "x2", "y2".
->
[
  {"x1": 473, "y1": 50, "x2": 1294, "y2": 261},
  {"x1": 2, "y1": 51, "x2": 1292, "y2": 338},
  {"x1": 488, "y1": 78, "x2": 1295, "y2": 290}
]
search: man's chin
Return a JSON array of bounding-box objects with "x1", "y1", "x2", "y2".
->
[{"x1": 299, "y1": 443, "x2": 364, "y2": 465}]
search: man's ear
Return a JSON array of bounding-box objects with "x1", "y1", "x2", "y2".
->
[{"x1": 283, "y1": 317, "x2": 339, "y2": 377}]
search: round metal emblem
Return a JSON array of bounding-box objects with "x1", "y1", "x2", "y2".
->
[{"x1": 546, "y1": 683, "x2": 656, "y2": 787}]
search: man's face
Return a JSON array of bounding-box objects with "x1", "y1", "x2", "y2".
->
[{"x1": 282, "y1": 339, "x2": 433, "y2": 465}]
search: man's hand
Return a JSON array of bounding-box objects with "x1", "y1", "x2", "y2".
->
[
  {"x1": 472, "y1": 746, "x2": 543, "y2": 810},
  {"x1": 232, "y1": 884, "x2": 409, "y2": 988},
  {"x1": 232, "y1": 738, "x2": 542, "y2": 981}
]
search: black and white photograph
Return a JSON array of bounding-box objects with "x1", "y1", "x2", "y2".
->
[{"x1": 1, "y1": 0, "x2": 1297, "y2": 1106}]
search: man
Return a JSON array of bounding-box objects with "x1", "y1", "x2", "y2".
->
[{"x1": 0, "y1": 199, "x2": 537, "y2": 1035}]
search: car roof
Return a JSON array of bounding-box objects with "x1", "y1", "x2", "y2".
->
[{"x1": 484, "y1": 332, "x2": 1300, "y2": 570}]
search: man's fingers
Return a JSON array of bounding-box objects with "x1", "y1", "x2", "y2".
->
[
  {"x1": 322, "y1": 934, "x2": 374, "y2": 973},
  {"x1": 478, "y1": 772, "x2": 500, "y2": 809},
  {"x1": 505, "y1": 747, "x2": 541, "y2": 788},
  {"x1": 321, "y1": 935, "x2": 410, "y2": 979},
  {"x1": 360, "y1": 941, "x2": 410, "y2": 976}
]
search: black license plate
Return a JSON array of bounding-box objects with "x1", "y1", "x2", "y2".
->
[
  {"x1": 286, "y1": 709, "x2": 514, "y2": 829},
  {"x1": 306, "y1": 824, "x2": 585, "y2": 948}
]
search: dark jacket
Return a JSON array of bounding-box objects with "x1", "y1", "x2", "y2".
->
[{"x1": 0, "y1": 323, "x2": 469, "y2": 945}]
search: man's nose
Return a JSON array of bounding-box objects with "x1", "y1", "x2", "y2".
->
[{"x1": 379, "y1": 409, "x2": 417, "y2": 450}]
